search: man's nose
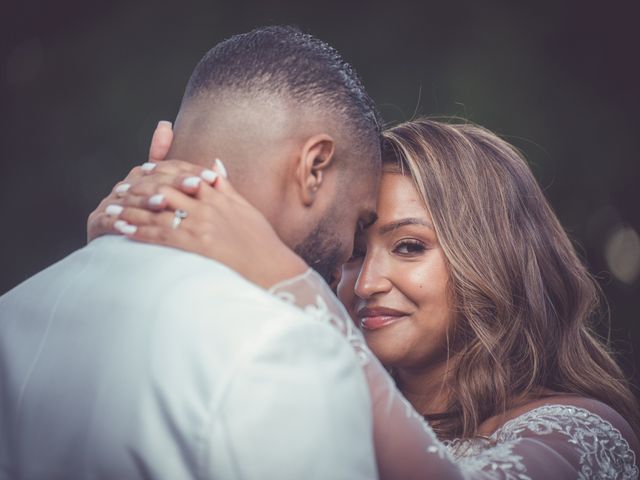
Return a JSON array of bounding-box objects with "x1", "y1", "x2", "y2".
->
[{"x1": 354, "y1": 252, "x2": 392, "y2": 299}]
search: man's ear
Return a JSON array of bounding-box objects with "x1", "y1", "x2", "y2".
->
[{"x1": 296, "y1": 134, "x2": 336, "y2": 206}]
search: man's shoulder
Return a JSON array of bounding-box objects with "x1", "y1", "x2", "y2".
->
[
  {"x1": 1, "y1": 235, "x2": 236, "y2": 295},
  {"x1": 1, "y1": 236, "x2": 300, "y2": 338},
  {"x1": 75, "y1": 236, "x2": 265, "y2": 297},
  {"x1": 93, "y1": 236, "x2": 318, "y2": 335}
]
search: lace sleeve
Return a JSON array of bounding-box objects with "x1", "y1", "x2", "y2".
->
[
  {"x1": 450, "y1": 403, "x2": 638, "y2": 480},
  {"x1": 269, "y1": 269, "x2": 639, "y2": 480}
]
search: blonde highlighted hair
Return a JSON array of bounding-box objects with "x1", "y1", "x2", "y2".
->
[{"x1": 382, "y1": 118, "x2": 639, "y2": 439}]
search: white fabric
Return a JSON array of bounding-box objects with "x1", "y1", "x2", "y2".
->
[
  {"x1": 0, "y1": 237, "x2": 377, "y2": 480},
  {"x1": 270, "y1": 269, "x2": 640, "y2": 480}
]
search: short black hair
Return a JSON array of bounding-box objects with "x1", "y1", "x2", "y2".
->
[{"x1": 184, "y1": 25, "x2": 382, "y2": 162}]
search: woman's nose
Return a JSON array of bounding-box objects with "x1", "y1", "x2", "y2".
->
[{"x1": 354, "y1": 253, "x2": 392, "y2": 299}]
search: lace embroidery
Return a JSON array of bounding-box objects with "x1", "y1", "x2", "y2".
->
[
  {"x1": 272, "y1": 288, "x2": 371, "y2": 365},
  {"x1": 445, "y1": 437, "x2": 530, "y2": 480},
  {"x1": 496, "y1": 405, "x2": 638, "y2": 480},
  {"x1": 446, "y1": 405, "x2": 638, "y2": 480}
]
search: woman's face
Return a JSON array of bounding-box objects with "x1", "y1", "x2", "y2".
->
[{"x1": 338, "y1": 172, "x2": 453, "y2": 369}]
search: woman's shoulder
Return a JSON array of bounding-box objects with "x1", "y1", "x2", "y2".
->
[
  {"x1": 480, "y1": 394, "x2": 633, "y2": 436},
  {"x1": 490, "y1": 395, "x2": 639, "y2": 469},
  {"x1": 499, "y1": 396, "x2": 635, "y2": 439},
  {"x1": 449, "y1": 396, "x2": 639, "y2": 479}
]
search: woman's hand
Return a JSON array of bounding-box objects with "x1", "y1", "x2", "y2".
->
[
  {"x1": 87, "y1": 157, "x2": 222, "y2": 241},
  {"x1": 100, "y1": 162, "x2": 308, "y2": 289},
  {"x1": 87, "y1": 120, "x2": 175, "y2": 241}
]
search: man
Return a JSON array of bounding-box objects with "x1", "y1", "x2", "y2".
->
[{"x1": 0, "y1": 26, "x2": 381, "y2": 479}]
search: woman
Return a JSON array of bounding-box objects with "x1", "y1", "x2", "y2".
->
[{"x1": 90, "y1": 119, "x2": 639, "y2": 478}]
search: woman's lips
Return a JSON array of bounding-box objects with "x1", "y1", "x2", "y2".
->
[{"x1": 357, "y1": 307, "x2": 409, "y2": 331}]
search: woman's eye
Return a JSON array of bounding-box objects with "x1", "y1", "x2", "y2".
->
[{"x1": 393, "y1": 240, "x2": 427, "y2": 256}]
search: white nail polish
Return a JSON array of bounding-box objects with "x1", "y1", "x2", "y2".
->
[
  {"x1": 200, "y1": 169, "x2": 218, "y2": 183},
  {"x1": 121, "y1": 225, "x2": 137, "y2": 235},
  {"x1": 105, "y1": 204, "x2": 123, "y2": 216},
  {"x1": 114, "y1": 220, "x2": 137, "y2": 235},
  {"x1": 114, "y1": 183, "x2": 130, "y2": 194},
  {"x1": 157, "y1": 120, "x2": 172, "y2": 128},
  {"x1": 148, "y1": 194, "x2": 165, "y2": 207},
  {"x1": 183, "y1": 176, "x2": 202, "y2": 188},
  {"x1": 215, "y1": 158, "x2": 228, "y2": 178},
  {"x1": 141, "y1": 162, "x2": 157, "y2": 172}
]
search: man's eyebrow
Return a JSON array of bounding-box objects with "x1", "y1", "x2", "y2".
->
[{"x1": 378, "y1": 217, "x2": 433, "y2": 235}]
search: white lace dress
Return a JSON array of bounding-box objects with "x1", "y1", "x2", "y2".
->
[{"x1": 269, "y1": 269, "x2": 639, "y2": 480}]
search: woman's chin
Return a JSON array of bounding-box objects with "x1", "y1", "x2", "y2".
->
[{"x1": 364, "y1": 334, "x2": 414, "y2": 368}]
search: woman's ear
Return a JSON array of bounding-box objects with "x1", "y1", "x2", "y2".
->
[{"x1": 296, "y1": 134, "x2": 336, "y2": 206}]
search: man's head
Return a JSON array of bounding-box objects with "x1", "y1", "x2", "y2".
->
[{"x1": 169, "y1": 26, "x2": 381, "y2": 281}]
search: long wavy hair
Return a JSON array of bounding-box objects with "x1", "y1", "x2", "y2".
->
[{"x1": 382, "y1": 118, "x2": 640, "y2": 440}]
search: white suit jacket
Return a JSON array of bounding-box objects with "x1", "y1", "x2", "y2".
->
[{"x1": 0, "y1": 236, "x2": 376, "y2": 479}]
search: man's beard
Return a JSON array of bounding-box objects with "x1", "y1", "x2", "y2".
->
[{"x1": 294, "y1": 219, "x2": 344, "y2": 284}]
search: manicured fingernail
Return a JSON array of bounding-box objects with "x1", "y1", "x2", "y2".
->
[
  {"x1": 183, "y1": 176, "x2": 202, "y2": 188},
  {"x1": 141, "y1": 162, "x2": 156, "y2": 172},
  {"x1": 148, "y1": 194, "x2": 165, "y2": 207},
  {"x1": 105, "y1": 204, "x2": 123, "y2": 216},
  {"x1": 114, "y1": 220, "x2": 137, "y2": 235},
  {"x1": 157, "y1": 120, "x2": 172, "y2": 128},
  {"x1": 200, "y1": 169, "x2": 218, "y2": 183},
  {"x1": 215, "y1": 158, "x2": 228, "y2": 178},
  {"x1": 114, "y1": 183, "x2": 130, "y2": 194}
]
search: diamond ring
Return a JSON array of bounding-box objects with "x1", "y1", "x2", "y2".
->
[{"x1": 171, "y1": 209, "x2": 188, "y2": 229}]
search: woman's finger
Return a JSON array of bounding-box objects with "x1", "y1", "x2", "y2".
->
[
  {"x1": 119, "y1": 164, "x2": 148, "y2": 183},
  {"x1": 188, "y1": 158, "x2": 235, "y2": 203},
  {"x1": 213, "y1": 158, "x2": 228, "y2": 179},
  {"x1": 171, "y1": 170, "x2": 221, "y2": 195},
  {"x1": 209, "y1": 170, "x2": 236, "y2": 197},
  {"x1": 140, "y1": 159, "x2": 214, "y2": 179},
  {"x1": 127, "y1": 173, "x2": 191, "y2": 197},
  {"x1": 148, "y1": 184, "x2": 213, "y2": 216},
  {"x1": 105, "y1": 193, "x2": 155, "y2": 211},
  {"x1": 111, "y1": 182, "x2": 132, "y2": 197},
  {"x1": 87, "y1": 212, "x2": 124, "y2": 241},
  {"x1": 99, "y1": 166, "x2": 146, "y2": 204},
  {"x1": 115, "y1": 206, "x2": 176, "y2": 230},
  {"x1": 111, "y1": 178, "x2": 222, "y2": 215},
  {"x1": 205, "y1": 164, "x2": 250, "y2": 207},
  {"x1": 148, "y1": 120, "x2": 173, "y2": 163},
  {"x1": 124, "y1": 170, "x2": 212, "y2": 199},
  {"x1": 109, "y1": 208, "x2": 189, "y2": 236}
]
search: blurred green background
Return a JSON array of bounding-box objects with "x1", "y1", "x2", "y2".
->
[{"x1": 1, "y1": 0, "x2": 639, "y2": 394}]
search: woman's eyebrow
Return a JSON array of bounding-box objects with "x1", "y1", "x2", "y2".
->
[{"x1": 378, "y1": 217, "x2": 433, "y2": 235}]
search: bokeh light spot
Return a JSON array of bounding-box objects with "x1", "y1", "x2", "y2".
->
[{"x1": 604, "y1": 224, "x2": 640, "y2": 285}]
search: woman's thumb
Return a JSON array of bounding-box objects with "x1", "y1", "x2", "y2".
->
[{"x1": 148, "y1": 120, "x2": 174, "y2": 162}]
